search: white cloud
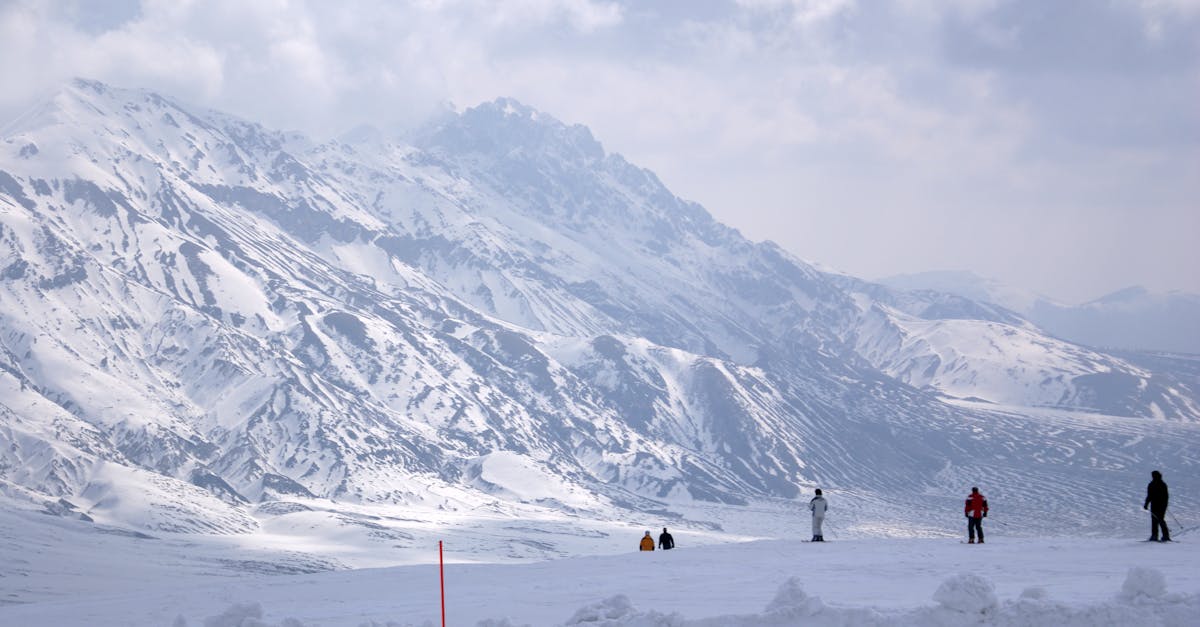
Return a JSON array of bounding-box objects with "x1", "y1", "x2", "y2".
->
[
  {"x1": 0, "y1": 0, "x2": 1196, "y2": 301},
  {"x1": 1129, "y1": 0, "x2": 1200, "y2": 38},
  {"x1": 735, "y1": 0, "x2": 856, "y2": 26},
  {"x1": 0, "y1": 0, "x2": 625, "y2": 133}
]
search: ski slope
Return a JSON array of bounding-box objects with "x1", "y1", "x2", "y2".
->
[{"x1": 1, "y1": 530, "x2": 1196, "y2": 626}]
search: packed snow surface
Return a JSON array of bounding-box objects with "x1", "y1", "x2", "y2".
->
[{"x1": 1, "y1": 534, "x2": 1196, "y2": 626}]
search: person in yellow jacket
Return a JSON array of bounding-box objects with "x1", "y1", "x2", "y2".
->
[{"x1": 639, "y1": 531, "x2": 655, "y2": 551}]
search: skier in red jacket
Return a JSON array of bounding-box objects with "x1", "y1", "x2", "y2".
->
[{"x1": 965, "y1": 487, "x2": 989, "y2": 544}]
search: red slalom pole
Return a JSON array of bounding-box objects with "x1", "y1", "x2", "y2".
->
[{"x1": 439, "y1": 540, "x2": 446, "y2": 627}]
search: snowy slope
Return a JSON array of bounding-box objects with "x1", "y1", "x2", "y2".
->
[
  {"x1": 881, "y1": 271, "x2": 1200, "y2": 354},
  {"x1": 396, "y1": 101, "x2": 1199, "y2": 420},
  {"x1": 0, "y1": 78, "x2": 1198, "y2": 579},
  {"x1": 1, "y1": 501, "x2": 1197, "y2": 627},
  {"x1": 833, "y1": 274, "x2": 1199, "y2": 418}
]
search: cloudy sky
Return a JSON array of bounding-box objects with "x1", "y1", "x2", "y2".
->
[{"x1": 2, "y1": 0, "x2": 1197, "y2": 303}]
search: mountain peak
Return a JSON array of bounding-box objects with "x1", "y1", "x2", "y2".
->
[
  {"x1": 1, "y1": 79, "x2": 93, "y2": 137},
  {"x1": 68, "y1": 77, "x2": 111, "y2": 96},
  {"x1": 3, "y1": 78, "x2": 170, "y2": 138},
  {"x1": 482, "y1": 97, "x2": 540, "y2": 120},
  {"x1": 416, "y1": 96, "x2": 605, "y2": 165},
  {"x1": 52, "y1": 76, "x2": 147, "y2": 110}
]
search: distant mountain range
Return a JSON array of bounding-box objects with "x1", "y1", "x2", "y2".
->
[
  {"x1": 881, "y1": 271, "x2": 1200, "y2": 354},
  {"x1": 1, "y1": 79, "x2": 1197, "y2": 544}
]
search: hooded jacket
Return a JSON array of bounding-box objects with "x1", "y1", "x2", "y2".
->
[{"x1": 1145, "y1": 476, "x2": 1169, "y2": 510}]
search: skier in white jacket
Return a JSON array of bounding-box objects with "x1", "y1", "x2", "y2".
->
[{"x1": 809, "y1": 488, "x2": 828, "y2": 542}]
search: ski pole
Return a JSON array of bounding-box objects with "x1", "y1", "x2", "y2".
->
[
  {"x1": 1146, "y1": 509, "x2": 1177, "y2": 538},
  {"x1": 1166, "y1": 511, "x2": 1197, "y2": 538}
]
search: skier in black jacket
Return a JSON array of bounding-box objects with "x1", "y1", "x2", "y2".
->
[
  {"x1": 1144, "y1": 470, "x2": 1170, "y2": 542},
  {"x1": 658, "y1": 527, "x2": 675, "y2": 550}
]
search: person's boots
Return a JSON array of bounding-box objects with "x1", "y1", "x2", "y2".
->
[
  {"x1": 978, "y1": 538, "x2": 984, "y2": 544},
  {"x1": 968, "y1": 538, "x2": 975, "y2": 544},
  {"x1": 812, "y1": 535, "x2": 818, "y2": 542}
]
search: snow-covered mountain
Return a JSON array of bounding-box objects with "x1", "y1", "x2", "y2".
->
[
  {"x1": 1030, "y1": 287, "x2": 1200, "y2": 355},
  {"x1": 1, "y1": 79, "x2": 1198, "y2": 552},
  {"x1": 879, "y1": 270, "x2": 1046, "y2": 315},
  {"x1": 882, "y1": 270, "x2": 1200, "y2": 355}
]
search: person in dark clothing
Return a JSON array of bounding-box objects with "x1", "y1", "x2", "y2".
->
[
  {"x1": 1144, "y1": 470, "x2": 1171, "y2": 542},
  {"x1": 658, "y1": 527, "x2": 675, "y2": 550},
  {"x1": 965, "y1": 487, "x2": 988, "y2": 544}
]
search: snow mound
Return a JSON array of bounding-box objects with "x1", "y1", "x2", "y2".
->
[
  {"x1": 202, "y1": 602, "x2": 266, "y2": 627},
  {"x1": 546, "y1": 573, "x2": 1199, "y2": 626},
  {"x1": 562, "y1": 594, "x2": 681, "y2": 626},
  {"x1": 1019, "y1": 586, "x2": 1050, "y2": 601},
  {"x1": 558, "y1": 580, "x2": 838, "y2": 626},
  {"x1": 763, "y1": 576, "x2": 825, "y2": 618},
  {"x1": 177, "y1": 602, "x2": 308, "y2": 627},
  {"x1": 1120, "y1": 567, "x2": 1168, "y2": 602},
  {"x1": 932, "y1": 572, "x2": 998, "y2": 614},
  {"x1": 182, "y1": 578, "x2": 1200, "y2": 627},
  {"x1": 475, "y1": 619, "x2": 529, "y2": 627},
  {"x1": 564, "y1": 594, "x2": 636, "y2": 623}
]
